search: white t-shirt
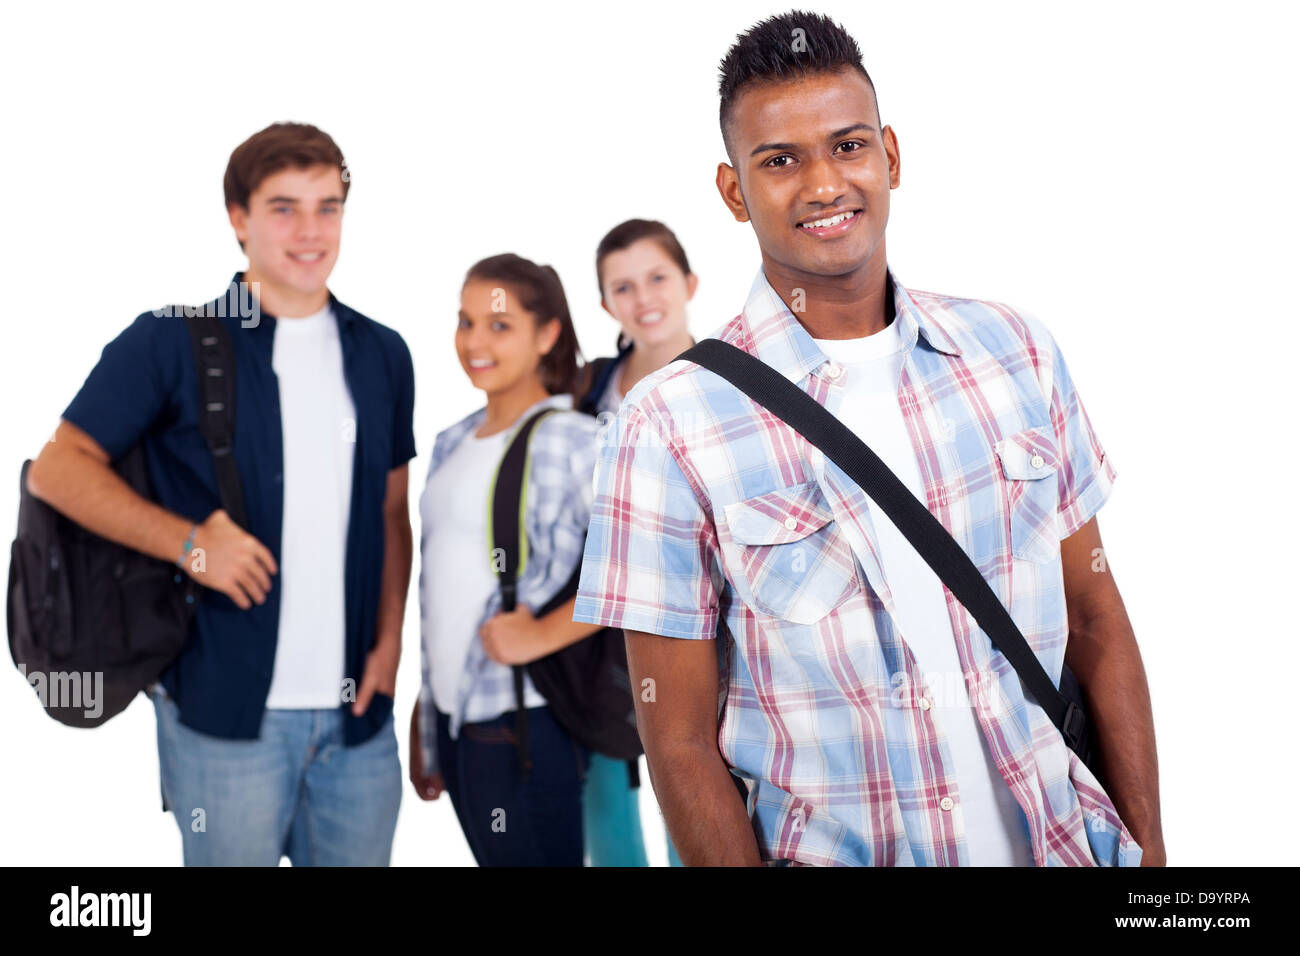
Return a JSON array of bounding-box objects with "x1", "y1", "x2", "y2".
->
[
  {"x1": 812, "y1": 313, "x2": 1034, "y2": 867},
  {"x1": 264, "y1": 304, "x2": 355, "y2": 709},
  {"x1": 420, "y1": 426, "x2": 548, "y2": 717}
]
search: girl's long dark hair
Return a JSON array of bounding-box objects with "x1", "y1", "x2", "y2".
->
[{"x1": 464, "y1": 253, "x2": 582, "y2": 396}]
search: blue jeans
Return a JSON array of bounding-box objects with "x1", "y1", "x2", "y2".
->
[
  {"x1": 583, "y1": 752, "x2": 684, "y2": 866},
  {"x1": 151, "y1": 684, "x2": 401, "y2": 866},
  {"x1": 436, "y1": 705, "x2": 588, "y2": 866}
]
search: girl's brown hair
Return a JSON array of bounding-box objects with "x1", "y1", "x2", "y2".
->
[
  {"x1": 463, "y1": 254, "x2": 582, "y2": 397},
  {"x1": 594, "y1": 218, "x2": 693, "y2": 295}
]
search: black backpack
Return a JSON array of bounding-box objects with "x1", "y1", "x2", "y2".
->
[
  {"x1": 490, "y1": 400, "x2": 644, "y2": 785},
  {"x1": 7, "y1": 312, "x2": 246, "y2": 728}
]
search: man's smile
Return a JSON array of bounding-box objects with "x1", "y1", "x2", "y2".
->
[{"x1": 795, "y1": 207, "x2": 862, "y2": 238}]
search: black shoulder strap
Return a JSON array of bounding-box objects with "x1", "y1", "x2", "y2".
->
[
  {"x1": 676, "y1": 338, "x2": 1086, "y2": 755},
  {"x1": 575, "y1": 356, "x2": 614, "y2": 416},
  {"x1": 183, "y1": 313, "x2": 249, "y2": 530},
  {"x1": 489, "y1": 407, "x2": 559, "y2": 780},
  {"x1": 576, "y1": 338, "x2": 634, "y2": 417}
]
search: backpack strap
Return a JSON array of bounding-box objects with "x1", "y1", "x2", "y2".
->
[
  {"x1": 488, "y1": 407, "x2": 561, "y2": 780},
  {"x1": 676, "y1": 338, "x2": 1089, "y2": 760},
  {"x1": 182, "y1": 313, "x2": 248, "y2": 529},
  {"x1": 575, "y1": 338, "x2": 634, "y2": 416}
]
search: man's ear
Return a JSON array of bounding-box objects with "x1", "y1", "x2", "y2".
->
[
  {"x1": 715, "y1": 163, "x2": 749, "y2": 223},
  {"x1": 227, "y1": 203, "x2": 248, "y2": 249},
  {"x1": 883, "y1": 125, "x2": 902, "y2": 189}
]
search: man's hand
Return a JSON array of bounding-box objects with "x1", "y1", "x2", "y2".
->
[
  {"x1": 26, "y1": 421, "x2": 277, "y2": 597},
  {"x1": 186, "y1": 509, "x2": 278, "y2": 610},
  {"x1": 352, "y1": 636, "x2": 400, "y2": 716},
  {"x1": 408, "y1": 703, "x2": 444, "y2": 800},
  {"x1": 1139, "y1": 838, "x2": 1167, "y2": 867},
  {"x1": 480, "y1": 605, "x2": 549, "y2": 665}
]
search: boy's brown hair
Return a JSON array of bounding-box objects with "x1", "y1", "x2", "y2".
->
[{"x1": 223, "y1": 121, "x2": 349, "y2": 217}]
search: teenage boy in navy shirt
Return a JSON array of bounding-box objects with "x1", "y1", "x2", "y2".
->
[{"x1": 26, "y1": 122, "x2": 417, "y2": 866}]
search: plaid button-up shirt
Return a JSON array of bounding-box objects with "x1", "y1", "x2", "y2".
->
[
  {"x1": 417, "y1": 393, "x2": 599, "y2": 777},
  {"x1": 573, "y1": 265, "x2": 1141, "y2": 867}
]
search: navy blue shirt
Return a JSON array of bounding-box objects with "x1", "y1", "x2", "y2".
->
[{"x1": 63, "y1": 274, "x2": 416, "y2": 745}]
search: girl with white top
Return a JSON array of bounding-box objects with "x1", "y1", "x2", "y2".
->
[{"x1": 409, "y1": 253, "x2": 603, "y2": 866}]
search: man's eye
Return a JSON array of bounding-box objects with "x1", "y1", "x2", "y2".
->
[
  {"x1": 837, "y1": 141, "x2": 865, "y2": 154},
  {"x1": 274, "y1": 206, "x2": 292, "y2": 214},
  {"x1": 767, "y1": 155, "x2": 792, "y2": 168}
]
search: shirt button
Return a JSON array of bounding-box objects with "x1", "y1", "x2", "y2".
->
[
  {"x1": 1030, "y1": 454, "x2": 1045, "y2": 469},
  {"x1": 918, "y1": 696, "x2": 932, "y2": 711},
  {"x1": 784, "y1": 516, "x2": 798, "y2": 531},
  {"x1": 939, "y1": 796, "x2": 955, "y2": 812},
  {"x1": 824, "y1": 362, "x2": 843, "y2": 380}
]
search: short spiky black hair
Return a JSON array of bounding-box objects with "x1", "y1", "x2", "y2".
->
[{"x1": 718, "y1": 10, "x2": 879, "y2": 162}]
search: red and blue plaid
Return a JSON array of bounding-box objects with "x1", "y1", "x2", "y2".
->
[{"x1": 574, "y1": 265, "x2": 1140, "y2": 866}]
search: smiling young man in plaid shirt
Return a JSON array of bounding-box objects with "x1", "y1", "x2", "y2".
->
[{"x1": 572, "y1": 11, "x2": 1164, "y2": 867}]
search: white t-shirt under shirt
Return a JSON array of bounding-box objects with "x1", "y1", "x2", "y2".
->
[
  {"x1": 811, "y1": 313, "x2": 1034, "y2": 867},
  {"x1": 264, "y1": 304, "x2": 355, "y2": 709},
  {"x1": 420, "y1": 426, "x2": 549, "y2": 717}
]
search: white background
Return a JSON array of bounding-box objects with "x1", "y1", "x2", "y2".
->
[{"x1": 1, "y1": 0, "x2": 1295, "y2": 866}]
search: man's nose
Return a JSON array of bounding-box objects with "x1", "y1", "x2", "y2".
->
[
  {"x1": 799, "y1": 155, "x2": 850, "y2": 206},
  {"x1": 295, "y1": 212, "x2": 325, "y2": 242}
]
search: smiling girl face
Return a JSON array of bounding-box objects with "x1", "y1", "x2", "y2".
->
[
  {"x1": 456, "y1": 277, "x2": 560, "y2": 396},
  {"x1": 599, "y1": 238, "x2": 697, "y2": 351}
]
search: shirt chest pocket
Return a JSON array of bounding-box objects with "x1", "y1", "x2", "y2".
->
[
  {"x1": 995, "y1": 427, "x2": 1062, "y2": 564},
  {"x1": 718, "y1": 481, "x2": 860, "y2": 625}
]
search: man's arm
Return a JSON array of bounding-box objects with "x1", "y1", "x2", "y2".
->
[
  {"x1": 26, "y1": 419, "x2": 276, "y2": 609},
  {"x1": 353, "y1": 464, "x2": 411, "y2": 715},
  {"x1": 1060, "y1": 515, "x2": 1165, "y2": 865},
  {"x1": 625, "y1": 629, "x2": 762, "y2": 866}
]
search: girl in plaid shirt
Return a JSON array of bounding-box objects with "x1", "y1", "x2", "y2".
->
[{"x1": 408, "y1": 254, "x2": 604, "y2": 866}]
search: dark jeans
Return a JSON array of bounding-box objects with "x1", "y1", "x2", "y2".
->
[{"x1": 436, "y1": 705, "x2": 589, "y2": 866}]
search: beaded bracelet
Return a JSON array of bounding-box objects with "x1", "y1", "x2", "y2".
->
[{"x1": 176, "y1": 524, "x2": 199, "y2": 568}]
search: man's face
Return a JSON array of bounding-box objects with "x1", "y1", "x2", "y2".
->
[
  {"x1": 716, "y1": 68, "x2": 900, "y2": 283},
  {"x1": 228, "y1": 163, "x2": 344, "y2": 299}
]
